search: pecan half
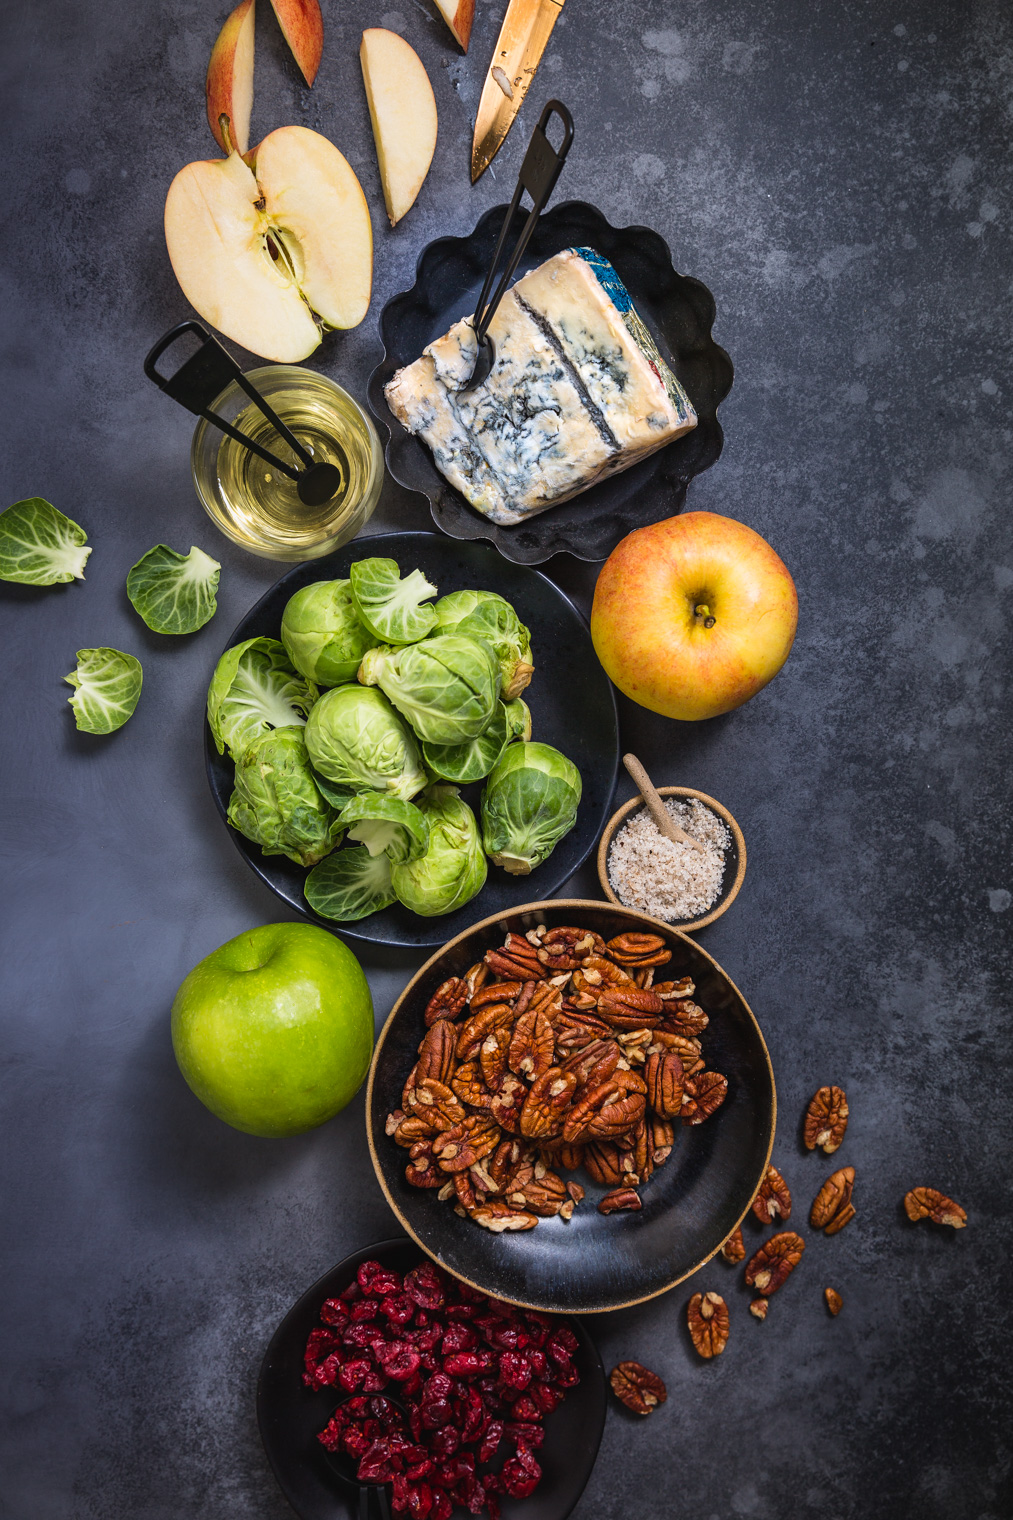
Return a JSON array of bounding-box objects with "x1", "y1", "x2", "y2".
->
[
  {"x1": 433, "y1": 1115, "x2": 500, "y2": 1172},
  {"x1": 423, "y1": 976, "x2": 469, "y2": 1027},
  {"x1": 597, "y1": 985, "x2": 664, "y2": 1030},
  {"x1": 749, "y1": 1298, "x2": 769, "y2": 1320},
  {"x1": 561, "y1": 1039, "x2": 620, "y2": 1088},
  {"x1": 645, "y1": 1051, "x2": 685, "y2": 1119},
  {"x1": 598, "y1": 1186, "x2": 642, "y2": 1214},
  {"x1": 416, "y1": 1019, "x2": 457, "y2": 1085},
  {"x1": 609, "y1": 1361, "x2": 667, "y2": 1416},
  {"x1": 456, "y1": 1002, "x2": 514, "y2": 1061},
  {"x1": 450, "y1": 1060, "x2": 496, "y2": 1112},
  {"x1": 752, "y1": 1163, "x2": 792, "y2": 1225},
  {"x1": 469, "y1": 979, "x2": 523, "y2": 1011},
  {"x1": 583, "y1": 1141, "x2": 625, "y2": 1187},
  {"x1": 744, "y1": 1231, "x2": 806, "y2": 1295},
  {"x1": 479, "y1": 1023, "x2": 512, "y2": 1090},
  {"x1": 649, "y1": 1115, "x2": 675, "y2": 1164},
  {"x1": 519, "y1": 1067, "x2": 577, "y2": 1139},
  {"x1": 508, "y1": 1006, "x2": 554, "y2": 1081},
  {"x1": 657, "y1": 997, "x2": 709, "y2": 1037},
  {"x1": 469, "y1": 1199, "x2": 538, "y2": 1232},
  {"x1": 606, "y1": 932, "x2": 672, "y2": 970},
  {"x1": 392, "y1": 1113, "x2": 436, "y2": 1146},
  {"x1": 804, "y1": 1086, "x2": 849, "y2": 1154},
  {"x1": 486, "y1": 1137, "x2": 523, "y2": 1191},
  {"x1": 385, "y1": 1108, "x2": 405, "y2": 1137},
  {"x1": 573, "y1": 955, "x2": 633, "y2": 992},
  {"x1": 720, "y1": 1226, "x2": 746, "y2": 1263},
  {"x1": 903, "y1": 1188, "x2": 966, "y2": 1229},
  {"x1": 681, "y1": 1070, "x2": 728, "y2": 1125},
  {"x1": 651, "y1": 1032, "x2": 704, "y2": 1073},
  {"x1": 825, "y1": 1287, "x2": 843, "y2": 1316},
  {"x1": 405, "y1": 1077, "x2": 465, "y2": 1131},
  {"x1": 537, "y1": 926, "x2": 604, "y2": 969},
  {"x1": 507, "y1": 1169, "x2": 567, "y2": 1217},
  {"x1": 405, "y1": 1139, "x2": 444, "y2": 1189},
  {"x1": 810, "y1": 1167, "x2": 855, "y2": 1232},
  {"x1": 488, "y1": 1073, "x2": 527, "y2": 1134},
  {"x1": 687, "y1": 1292, "x2": 729, "y2": 1358},
  {"x1": 566, "y1": 1180, "x2": 585, "y2": 1204}
]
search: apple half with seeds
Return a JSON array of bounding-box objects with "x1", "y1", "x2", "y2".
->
[{"x1": 164, "y1": 120, "x2": 373, "y2": 362}]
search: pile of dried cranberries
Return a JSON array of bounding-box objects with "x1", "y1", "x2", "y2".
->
[{"x1": 305, "y1": 1258, "x2": 580, "y2": 1518}]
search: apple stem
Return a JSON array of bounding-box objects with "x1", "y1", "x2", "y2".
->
[
  {"x1": 219, "y1": 113, "x2": 236, "y2": 156},
  {"x1": 694, "y1": 603, "x2": 717, "y2": 629}
]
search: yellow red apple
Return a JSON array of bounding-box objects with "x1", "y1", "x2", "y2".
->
[
  {"x1": 206, "y1": 0, "x2": 256, "y2": 155},
  {"x1": 360, "y1": 28, "x2": 438, "y2": 227},
  {"x1": 590, "y1": 512, "x2": 798, "y2": 721},
  {"x1": 164, "y1": 122, "x2": 373, "y2": 362},
  {"x1": 433, "y1": 0, "x2": 474, "y2": 51},
  {"x1": 268, "y1": 0, "x2": 324, "y2": 86}
]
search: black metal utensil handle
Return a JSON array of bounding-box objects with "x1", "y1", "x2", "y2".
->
[{"x1": 461, "y1": 100, "x2": 574, "y2": 391}]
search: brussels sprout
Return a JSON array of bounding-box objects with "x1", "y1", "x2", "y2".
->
[
  {"x1": 280, "y1": 579, "x2": 378, "y2": 685},
  {"x1": 310, "y1": 771, "x2": 361, "y2": 811},
  {"x1": 480, "y1": 741, "x2": 581, "y2": 875},
  {"x1": 305, "y1": 846, "x2": 397, "y2": 922},
  {"x1": 336, "y1": 794, "x2": 430, "y2": 864},
  {"x1": 434, "y1": 590, "x2": 534, "y2": 700},
  {"x1": 64, "y1": 647, "x2": 142, "y2": 734},
  {"x1": 350, "y1": 557, "x2": 438, "y2": 644},
  {"x1": 359, "y1": 635, "x2": 499, "y2": 746},
  {"x1": 390, "y1": 785, "x2": 487, "y2": 917},
  {"x1": 304, "y1": 685, "x2": 427, "y2": 800},
  {"x1": 503, "y1": 698, "x2": 532, "y2": 741},
  {"x1": 207, "y1": 638, "x2": 318, "y2": 760},
  {"x1": 227, "y1": 726, "x2": 344, "y2": 867},
  {"x1": 0, "y1": 497, "x2": 91, "y2": 585},
  {"x1": 126, "y1": 544, "x2": 220, "y2": 634},
  {"x1": 422, "y1": 700, "x2": 513, "y2": 784}
]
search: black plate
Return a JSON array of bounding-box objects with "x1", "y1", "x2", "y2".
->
[
  {"x1": 366, "y1": 201, "x2": 733, "y2": 566},
  {"x1": 367, "y1": 902, "x2": 775, "y2": 1315},
  {"x1": 257, "y1": 1237, "x2": 607, "y2": 1520},
  {"x1": 205, "y1": 533, "x2": 619, "y2": 948}
]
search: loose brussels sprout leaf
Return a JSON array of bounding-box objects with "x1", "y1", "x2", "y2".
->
[
  {"x1": 350, "y1": 557, "x2": 438, "y2": 644},
  {"x1": 390, "y1": 785, "x2": 487, "y2": 917},
  {"x1": 280, "y1": 579, "x2": 378, "y2": 685},
  {"x1": 0, "y1": 498, "x2": 91, "y2": 585},
  {"x1": 359, "y1": 635, "x2": 499, "y2": 746},
  {"x1": 480, "y1": 741, "x2": 582, "y2": 876},
  {"x1": 434, "y1": 590, "x2": 534, "y2": 700},
  {"x1": 126, "y1": 543, "x2": 220, "y2": 634},
  {"x1": 64, "y1": 647, "x2": 142, "y2": 734},
  {"x1": 422, "y1": 700, "x2": 512, "y2": 784},
  {"x1": 305, "y1": 845, "x2": 397, "y2": 922},
  {"x1": 227, "y1": 726, "x2": 344, "y2": 867},
  {"x1": 311, "y1": 771, "x2": 361, "y2": 811},
  {"x1": 304, "y1": 685, "x2": 427, "y2": 800},
  {"x1": 503, "y1": 698, "x2": 532, "y2": 741},
  {"x1": 207, "y1": 638, "x2": 318, "y2": 760},
  {"x1": 336, "y1": 794, "x2": 430, "y2": 864}
]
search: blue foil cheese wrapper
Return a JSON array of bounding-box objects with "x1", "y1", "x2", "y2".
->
[{"x1": 384, "y1": 248, "x2": 698, "y2": 527}]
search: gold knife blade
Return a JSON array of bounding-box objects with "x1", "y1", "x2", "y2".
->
[{"x1": 471, "y1": 0, "x2": 566, "y2": 183}]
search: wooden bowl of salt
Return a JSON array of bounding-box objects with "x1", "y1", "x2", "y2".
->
[{"x1": 596, "y1": 757, "x2": 746, "y2": 933}]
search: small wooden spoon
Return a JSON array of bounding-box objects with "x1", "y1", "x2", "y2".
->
[{"x1": 623, "y1": 754, "x2": 706, "y2": 854}]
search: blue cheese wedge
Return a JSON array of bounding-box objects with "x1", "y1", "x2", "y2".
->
[{"x1": 384, "y1": 247, "x2": 697, "y2": 526}]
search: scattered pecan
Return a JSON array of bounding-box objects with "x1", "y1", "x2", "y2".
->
[
  {"x1": 469, "y1": 1199, "x2": 539, "y2": 1232},
  {"x1": 804, "y1": 1085, "x2": 849, "y2": 1154},
  {"x1": 609, "y1": 1361, "x2": 667, "y2": 1416},
  {"x1": 681, "y1": 1070, "x2": 728, "y2": 1125},
  {"x1": 752, "y1": 1163, "x2": 792, "y2": 1225},
  {"x1": 606, "y1": 932, "x2": 673, "y2": 970},
  {"x1": 519, "y1": 1067, "x2": 577, "y2": 1139},
  {"x1": 384, "y1": 1108, "x2": 405, "y2": 1137},
  {"x1": 744, "y1": 1231, "x2": 805, "y2": 1295},
  {"x1": 416, "y1": 1019, "x2": 457, "y2": 1085},
  {"x1": 720, "y1": 1226, "x2": 746, "y2": 1263},
  {"x1": 566, "y1": 1181, "x2": 585, "y2": 1204},
  {"x1": 749, "y1": 1298, "x2": 769, "y2": 1320},
  {"x1": 687, "y1": 1292, "x2": 729, "y2": 1358},
  {"x1": 825, "y1": 1288, "x2": 843, "y2": 1316},
  {"x1": 598, "y1": 1187, "x2": 642, "y2": 1214},
  {"x1": 645, "y1": 1051, "x2": 685, "y2": 1119},
  {"x1": 423, "y1": 976, "x2": 470, "y2": 1026},
  {"x1": 903, "y1": 1188, "x2": 966, "y2": 1229},
  {"x1": 811, "y1": 1167, "x2": 855, "y2": 1233}
]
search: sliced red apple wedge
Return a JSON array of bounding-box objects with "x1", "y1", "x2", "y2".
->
[
  {"x1": 164, "y1": 122, "x2": 372, "y2": 363},
  {"x1": 267, "y1": 0, "x2": 324, "y2": 87},
  {"x1": 432, "y1": 0, "x2": 474, "y2": 52},
  {"x1": 206, "y1": 0, "x2": 256, "y2": 155},
  {"x1": 360, "y1": 28, "x2": 438, "y2": 227}
]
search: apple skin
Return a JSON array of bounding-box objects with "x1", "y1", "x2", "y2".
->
[
  {"x1": 171, "y1": 922, "x2": 373, "y2": 1138},
  {"x1": 590, "y1": 511, "x2": 798, "y2": 721},
  {"x1": 206, "y1": 0, "x2": 256, "y2": 155},
  {"x1": 268, "y1": 0, "x2": 324, "y2": 87},
  {"x1": 433, "y1": 0, "x2": 474, "y2": 51}
]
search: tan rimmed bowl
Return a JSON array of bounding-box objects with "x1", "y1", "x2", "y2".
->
[{"x1": 597, "y1": 786, "x2": 746, "y2": 934}]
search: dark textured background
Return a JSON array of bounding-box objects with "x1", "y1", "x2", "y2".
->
[{"x1": 2, "y1": 0, "x2": 1011, "y2": 1516}]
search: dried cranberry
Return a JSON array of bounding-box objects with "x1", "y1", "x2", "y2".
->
[
  {"x1": 358, "y1": 1441, "x2": 404, "y2": 1482},
  {"x1": 404, "y1": 1263, "x2": 446, "y2": 1311},
  {"x1": 525, "y1": 1349, "x2": 548, "y2": 1380},
  {"x1": 343, "y1": 1322, "x2": 385, "y2": 1350},
  {"x1": 337, "y1": 1358, "x2": 371, "y2": 1392},
  {"x1": 407, "y1": 1481, "x2": 433, "y2": 1519},
  {"x1": 483, "y1": 1324, "x2": 524, "y2": 1351},
  {"x1": 478, "y1": 1420, "x2": 503, "y2": 1464},
  {"x1": 429, "y1": 1424, "x2": 459, "y2": 1460},
  {"x1": 377, "y1": 1341, "x2": 422, "y2": 1381},
  {"x1": 381, "y1": 1292, "x2": 416, "y2": 1326},
  {"x1": 304, "y1": 1353, "x2": 342, "y2": 1390},
  {"x1": 401, "y1": 1369, "x2": 424, "y2": 1398},
  {"x1": 339, "y1": 1280, "x2": 362, "y2": 1302},
  {"x1": 409, "y1": 1406, "x2": 423, "y2": 1442},
  {"x1": 351, "y1": 1299, "x2": 380, "y2": 1322},
  {"x1": 430, "y1": 1490, "x2": 453, "y2": 1520},
  {"x1": 407, "y1": 1457, "x2": 435, "y2": 1481},
  {"x1": 342, "y1": 1426, "x2": 372, "y2": 1459},
  {"x1": 317, "y1": 1416, "x2": 343, "y2": 1451},
  {"x1": 457, "y1": 1387, "x2": 485, "y2": 1442},
  {"x1": 528, "y1": 1382, "x2": 562, "y2": 1414},
  {"x1": 358, "y1": 1260, "x2": 403, "y2": 1298},
  {"x1": 552, "y1": 1361, "x2": 580, "y2": 1388},
  {"x1": 421, "y1": 1399, "x2": 453, "y2": 1429},
  {"x1": 443, "y1": 1351, "x2": 492, "y2": 1378},
  {"x1": 305, "y1": 1328, "x2": 341, "y2": 1363},
  {"x1": 362, "y1": 1366, "x2": 388, "y2": 1394},
  {"x1": 497, "y1": 1352, "x2": 533, "y2": 1391},
  {"x1": 392, "y1": 1473, "x2": 411, "y2": 1513},
  {"x1": 506, "y1": 1421, "x2": 545, "y2": 1449},
  {"x1": 509, "y1": 1393, "x2": 541, "y2": 1422},
  {"x1": 440, "y1": 1323, "x2": 478, "y2": 1354},
  {"x1": 501, "y1": 1444, "x2": 541, "y2": 1499},
  {"x1": 444, "y1": 1302, "x2": 477, "y2": 1321}
]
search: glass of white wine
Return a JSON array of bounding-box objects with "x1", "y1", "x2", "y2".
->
[{"x1": 190, "y1": 366, "x2": 384, "y2": 561}]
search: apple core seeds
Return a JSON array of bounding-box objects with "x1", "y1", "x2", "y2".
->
[{"x1": 607, "y1": 799, "x2": 731, "y2": 922}]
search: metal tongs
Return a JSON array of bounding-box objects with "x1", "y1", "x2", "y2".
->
[
  {"x1": 458, "y1": 100, "x2": 574, "y2": 392},
  {"x1": 143, "y1": 321, "x2": 342, "y2": 507}
]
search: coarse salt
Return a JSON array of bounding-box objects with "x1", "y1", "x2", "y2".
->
[{"x1": 607, "y1": 798, "x2": 731, "y2": 923}]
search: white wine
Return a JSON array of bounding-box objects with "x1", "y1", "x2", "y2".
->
[{"x1": 191, "y1": 367, "x2": 383, "y2": 561}]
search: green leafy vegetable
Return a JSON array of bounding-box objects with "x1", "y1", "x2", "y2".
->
[
  {"x1": 434, "y1": 589, "x2": 534, "y2": 699},
  {"x1": 280, "y1": 579, "x2": 378, "y2": 685},
  {"x1": 390, "y1": 785, "x2": 487, "y2": 916},
  {"x1": 227, "y1": 726, "x2": 344, "y2": 867},
  {"x1": 0, "y1": 498, "x2": 91, "y2": 585},
  {"x1": 311, "y1": 771, "x2": 361, "y2": 811},
  {"x1": 480, "y1": 741, "x2": 581, "y2": 876},
  {"x1": 503, "y1": 698, "x2": 532, "y2": 741},
  {"x1": 305, "y1": 845, "x2": 397, "y2": 922},
  {"x1": 64, "y1": 647, "x2": 142, "y2": 734},
  {"x1": 207, "y1": 638, "x2": 318, "y2": 760},
  {"x1": 422, "y1": 700, "x2": 513, "y2": 784},
  {"x1": 304, "y1": 685, "x2": 427, "y2": 800},
  {"x1": 350, "y1": 557, "x2": 438, "y2": 644},
  {"x1": 336, "y1": 794, "x2": 430, "y2": 864},
  {"x1": 126, "y1": 543, "x2": 220, "y2": 634},
  {"x1": 358, "y1": 635, "x2": 499, "y2": 745}
]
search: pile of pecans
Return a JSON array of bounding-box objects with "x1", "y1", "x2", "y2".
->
[{"x1": 386, "y1": 926, "x2": 728, "y2": 1230}]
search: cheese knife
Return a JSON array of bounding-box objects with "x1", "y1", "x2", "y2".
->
[{"x1": 471, "y1": 0, "x2": 567, "y2": 183}]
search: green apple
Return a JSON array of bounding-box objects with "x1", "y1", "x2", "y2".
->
[{"x1": 171, "y1": 922, "x2": 373, "y2": 1137}]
